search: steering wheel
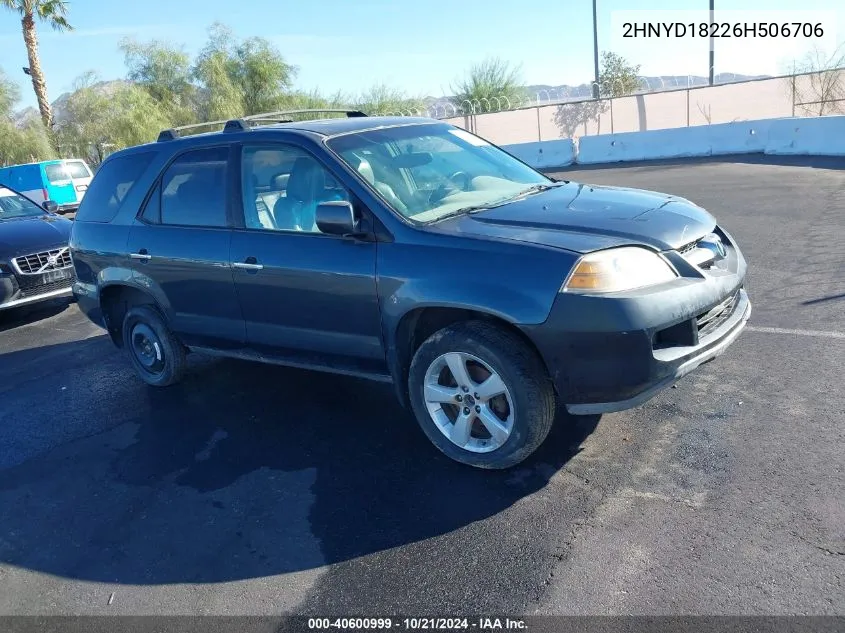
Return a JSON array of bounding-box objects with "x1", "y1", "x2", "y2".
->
[
  {"x1": 449, "y1": 171, "x2": 471, "y2": 191},
  {"x1": 429, "y1": 171, "x2": 472, "y2": 205}
]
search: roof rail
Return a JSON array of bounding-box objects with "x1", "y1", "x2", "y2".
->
[
  {"x1": 156, "y1": 108, "x2": 368, "y2": 142},
  {"x1": 241, "y1": 108, "x2": 368, "y2": 121},
  {"x1": 157, "y1": 129, "x2": 179, "y2": 142}
]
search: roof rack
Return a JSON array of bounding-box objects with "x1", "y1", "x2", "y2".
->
[{"x1": 156, "y1": 108, "x2": 368, "y2": 142}]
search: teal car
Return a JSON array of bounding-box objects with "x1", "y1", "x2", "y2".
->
[{"x1": 0, "y1": 159, "x2": 93, "y2": 214}]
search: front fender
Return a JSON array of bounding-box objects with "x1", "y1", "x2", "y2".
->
[{"x1": 376, "y1": 238, "x2": 575, "y2": 404}]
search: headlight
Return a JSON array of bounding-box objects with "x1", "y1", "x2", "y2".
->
[{"x1": 562, "y1": 247, "x2": 678, "y2": 293}]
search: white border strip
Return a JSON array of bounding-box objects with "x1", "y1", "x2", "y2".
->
[{"x1": 747, "y1": 326, "x2": 845, "y2": 340}]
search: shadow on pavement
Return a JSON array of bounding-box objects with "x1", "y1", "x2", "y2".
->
[
  {"x1": 0, "y1": 338, "x2": 600, "y2": 585},
  {"x1": 0, "y1": 297, "x2": 74, "y2": 333}
]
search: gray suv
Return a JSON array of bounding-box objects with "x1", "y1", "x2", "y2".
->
[{"x1": 69, "y1": 110, "x2": 751, "y2": 469}]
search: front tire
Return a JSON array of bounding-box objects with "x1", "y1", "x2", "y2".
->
[
  {"x1": 122, "y1": 305, "x2": 186, "y2": 387},
  {"x1": 408, "y1": 321, "x2": 556, "y2": 469}
]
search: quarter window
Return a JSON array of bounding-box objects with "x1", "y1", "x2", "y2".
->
[
  {"x1": 241, "y1": 145, "x2": 350, "y2": 233},
  {"x1": 75, "y1": 152, "x2": 156, "y2": 223},
  {"x1": 160, "y1": 146, "x2": 229, "y2": 228}
]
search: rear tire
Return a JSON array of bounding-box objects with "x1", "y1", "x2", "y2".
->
[
  {"x1": 408, "y1": 321, "x2": 556, "y2": 469},
  {"x1": 122, "y1": 305, "x2": 186, "y2": 387}
]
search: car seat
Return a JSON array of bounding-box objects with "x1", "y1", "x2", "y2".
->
[{"x1": 273, "y1": 157, "x2": 326, "y2": 231}]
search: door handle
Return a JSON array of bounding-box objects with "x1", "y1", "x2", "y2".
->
[
  {"x1": 232, "y1": 257, "x2": 263, "y2": 271},
  {"x1": 130, "y1": 250, "x2": 151, "y2": 261}
]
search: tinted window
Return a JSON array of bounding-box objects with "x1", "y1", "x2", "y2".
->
[
  {"x1": 160, "y1": 147, "x2": 229, "y2": 227},
  {"x1": 139, "y1": 183, "x2": 161, "y2": 224},
  {"x1": 241, "y1": 145, "x2": 349, "y2": 232},
  {"x1": 75, "y1": 152, "x2": 156, "y2": 223}
]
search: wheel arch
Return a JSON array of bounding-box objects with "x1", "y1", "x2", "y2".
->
[
  {"x1": 387, "y1": 305, "x2": 552, "y2": 408},
  {"x1": 99, "y1": 282, "x2": 168, "y2": 348}
]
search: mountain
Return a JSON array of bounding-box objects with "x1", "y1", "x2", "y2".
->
[
  {"x1": 424, "y1": 73, "x2": 768, "y2": 112},
  {"x1": 11, "y1": 79, "x2": 129, "y2": 128},
  {"x1": 13, "y1": 73, "x2": 770, "y2": 125}
]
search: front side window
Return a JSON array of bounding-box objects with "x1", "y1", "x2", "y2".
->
[
  {"x1": 326, "y1": 123, "x2": 551, "y2": 223},
  {"x1": 160, "y1": 146, "x2": 229, "y2": 228},
  {"x1": 241, "y1": 144, "x2": 350, "y2": 233},
  {"x1": 0, "y1": 186, "x2": 47, "y2": 220}
]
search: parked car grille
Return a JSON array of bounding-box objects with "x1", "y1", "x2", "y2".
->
[
  {"x1": 696, "y1": 290, "x2": 740, "y2": 337},
  {"x1": 677, "y1": 240, "x2": 698, "y2": 256},
  {"x1": 18, "y1": 276, "x2": 75, "y2": 299},
  {"x1": 13, "y1": 247, "x2": 73, "y2": 275}
]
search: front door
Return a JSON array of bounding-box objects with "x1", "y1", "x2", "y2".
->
[
  {"x1": 229, "y1": 143, "x2": 384, "y2": 375},
  {"x1": 127, "y1": 145, "x2": 245, "y2": 349}
]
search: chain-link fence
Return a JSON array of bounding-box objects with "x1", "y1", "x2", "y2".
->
[
  {"x1": 375, "y1": 68, "x2": 845, "y2": 133},
  {"x1": 400, "y1": 67, "x2": 844, "y2": 146}
]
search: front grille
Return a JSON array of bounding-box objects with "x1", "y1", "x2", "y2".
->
[
  {"x1": 16, "y1": 268, "x2": 76, "y2": 292},
  {"x1": 677, "y1": 240, "x2": 698, "y2": 256},
  {"x1": 696, "y1": 290, "x2": 739, "y2": 337},
  {"x1": 18, "y1": 276, "x2": 74, "y2": 299},
  {"x1": 13, "y1": 247, "x2": 73, "y2": 275}
]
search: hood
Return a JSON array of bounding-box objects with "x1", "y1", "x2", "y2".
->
[
  {"x1": 434, "y1": 182, "x2": 717, "y2": 253},
  {"x1": 0, "y1": 214, "x2": 73, "y2": 259}
]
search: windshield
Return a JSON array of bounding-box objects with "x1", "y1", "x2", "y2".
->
[
  {"x1": 326, "y1": 123, "x2": 552, "y2": 223},
  {"x1": 0, "y1": 186, "x2": 47, "y2": 220}
]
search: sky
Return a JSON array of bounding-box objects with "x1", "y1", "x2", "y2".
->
[{"x1": 1, "y1": 0, "x2": 843, "y2": 110}]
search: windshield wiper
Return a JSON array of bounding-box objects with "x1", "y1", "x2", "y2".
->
[
  {"x1": 427, "y1": 204, "x2": 494, "y2": 223},
  {"x1": 506, "y1": 182, "x2": 564, "y2": 201},
  {"x1": 427, "y1": 182, "x2": 565, "y2": 224}
]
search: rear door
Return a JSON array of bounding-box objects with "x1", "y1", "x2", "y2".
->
[
  {"x1": 62, "y1": 160, "x2": 94, "y2": 202},
  {"x1": 126, "y1": 145, "x2": 246, "y2": 350},
  {"x1": 41, "y1": 161, "x2": 78, "y2": 206},
  {"x1": 229, "y1": 141, "x2": 384, "y2": 374}
]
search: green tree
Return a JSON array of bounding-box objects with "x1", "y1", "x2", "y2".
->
[
  {"x1": 0, "y1": 69, "x2": 53, "y2": 165},
  {"x1": 598, "y1": 51, "x2": 641, "y2": 98},
  {"x1": 1, "y1": 0, "x2": 72, "y2": 128},
  {"x1": 353, "y1": 84, "x2": 426, "y2": 115},
  {"x1": 0, "y1": 69, "x2": 20, "y2": 116},
  {"x1": 55, "y1": 72, "x2": 171, "y2": 164},
  {"x1": 119, "y1": 37, "x2": 197, "y2": 125},
  {"x1": 192, "y1": 23, "x2": 297, "y2": 119},
  {"x1": 452, "y1": 57, "x2": 525, "y2": 114}
]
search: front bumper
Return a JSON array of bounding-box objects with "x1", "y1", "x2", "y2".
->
[
  {"x1": 522, "y1": 228, "x2": 751, "y2": 414},
  {"x1": 1, "y1": 268, "x2": 75, "y2": 311},
  {"x1": 566, "y1": 289, "x2": 750, "y2": 414}
]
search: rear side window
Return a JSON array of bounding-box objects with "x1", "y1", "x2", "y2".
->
[
  {"x1": 160, "y1": 146, "x2": 229, "y2": 227},
  {"x1": 64, "y1": 160, "x2": 92, "y2": 179},
  {"x1": 44, "y1": 163, "x2": 71, "y2": 184},
  {"x1": 75, "y1": 152, "x2": 156, "y2": 223}
]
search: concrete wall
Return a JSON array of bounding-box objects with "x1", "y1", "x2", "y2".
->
[{"x1": 501, "y1": 115, "x2": 845, "y2": 169}]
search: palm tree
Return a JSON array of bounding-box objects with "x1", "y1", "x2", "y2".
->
[{"x1": 1, "y1": 0, "x2": 72, "y2": 128}]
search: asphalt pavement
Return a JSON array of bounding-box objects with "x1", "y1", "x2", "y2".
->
[{"x1": 0, "y1": 157, "x2": 842, "y2": 617}]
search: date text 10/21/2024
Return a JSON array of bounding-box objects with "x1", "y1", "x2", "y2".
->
[{"x1": 307, "y1": 617, "x2": 528, "y2": 630}]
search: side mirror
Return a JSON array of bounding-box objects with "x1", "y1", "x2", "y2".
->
[
  {"x1": 316, "y1": 200, "x2": 361, "y2": 237},
  {"x1": 42, "y1": 200, "x2": 58, "y2": 213}
]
